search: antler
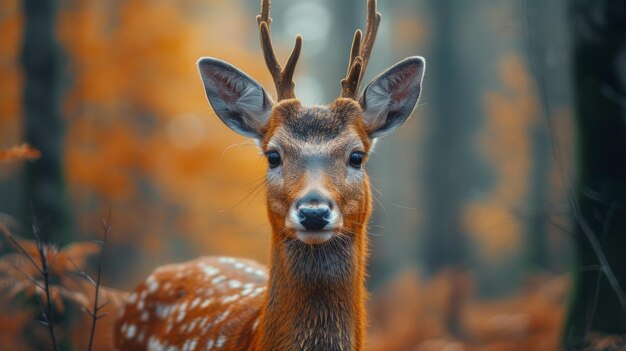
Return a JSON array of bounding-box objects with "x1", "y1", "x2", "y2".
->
[
  {"x1": 340, "y1": 0, "x2": 381, "y2": 99},
  {"x1": 257, "y1": 0, "x2": 302, "y2": 101}
]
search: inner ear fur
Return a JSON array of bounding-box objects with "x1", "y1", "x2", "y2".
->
[
  {"x1": 198, "y1": 57, "x2": 273, "y2": 139},
  {"x1": 359, "y1": 56, "x2": 425, "y2": 138}
]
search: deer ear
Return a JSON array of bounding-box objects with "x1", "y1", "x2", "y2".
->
[
  {"x1": 359, "y1": 56, "x2": 425, "y2": 138},
  {"x1": 198, "y1": 57, "x2": 273, "y2": 139}
]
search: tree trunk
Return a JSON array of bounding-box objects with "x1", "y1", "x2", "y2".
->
[
  {"x1": 521, "y1": 0, "x2": 562, "y2": 273},
  {"x1": 19, "y1": 1, "x2": 76, "y2": 348},
  {"x1": 422, "y1": 0, "x2": 473, "y2": 279},
  {"x1": 421, "y1": 0, "x2": 481, "y2": 338},
  {"x1": 20, "y1": 0, "x2": 73, "y2": 243},
  {"x1": 564, "y1": 0, "x2": 626, "y2": 348}
]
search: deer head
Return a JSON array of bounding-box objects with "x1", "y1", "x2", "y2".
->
[
  {"x1": 114, "y1": 1, "x2": 425, "y2": 350},
  {"x1": 197, "y1": 0, "x2": 424, "y2": 246}
]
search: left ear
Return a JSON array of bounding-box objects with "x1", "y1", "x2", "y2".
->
[{"x1": 359, "y1": 56, "x2": 425, "y2": 138}]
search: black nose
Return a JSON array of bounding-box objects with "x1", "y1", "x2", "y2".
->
[
  {"x1": 297, "y1": 191, "x2": 332, "y2": 231},
  {"x1": 299, "y1": 207, "x2": 331, "y2": 230}
]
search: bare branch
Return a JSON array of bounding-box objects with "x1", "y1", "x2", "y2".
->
[{"x1": 87, "y1": 211, "x2": 111, "y2": 351}]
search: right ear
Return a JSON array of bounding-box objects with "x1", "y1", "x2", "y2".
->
[{"x1": 198, "y1": 57, "x2": 273, "y2": 139}]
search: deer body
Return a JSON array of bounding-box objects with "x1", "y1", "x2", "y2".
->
[{"x1": 115, "y1": 1, "x2": 424, "y2": 350}]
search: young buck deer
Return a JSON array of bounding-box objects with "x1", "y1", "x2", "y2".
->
[{"x1": 115, "y1": 0, "x2": 424, "y2": 349}]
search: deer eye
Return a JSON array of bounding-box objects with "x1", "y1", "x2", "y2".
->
[
  {"x1": 266, "y1": 151, "x2": 281, "y2": 168},
  {"x1": 349, "y1": 151, "x2": 365, "y2": 168}
]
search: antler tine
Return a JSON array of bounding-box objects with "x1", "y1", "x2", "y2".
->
[
  {"x1": 345, "y1": 30, "x2": 362, "y2": 77},
  {"x1": 340, "y1": 0, "x2": 381, "y2": 99},
  {"x1": 257, "y1": 0, "x2": 302, "y2": 101},
  {"x1": 359, "y1": 0, "x2": 381, "y2": 86},
  {"x1": 257, "y1": 0, "x2": 271, "y2": 25},
  {"x1": 340, "y1": 30, "x2": 362, "y2": 98},
  {"x1": 258, "y1": 23, "x2": 281, "y2": 80}
]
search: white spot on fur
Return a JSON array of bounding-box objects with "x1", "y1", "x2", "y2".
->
[
  {"x1": 216, "y1": 335, "x2": 226, "y2": 348},
  {"x1": 156, "y1": 304, "x2": 173, "y2": 319},
  {"x1": 228, "y1": 280, "x2": 242, "y2": 289},
  {"x1": 148, "y1": 336, "x2": 165, "y2": 351},
  {"x1": 148, "y1": 280, "x2": 159, "y2": 294},
  {"x1": 190, "y1": 297, "x2": 201, "y2": 309},
  {"x1": 250, "y1": 287, "x2": 266, "y2": 298},
  {"x1": 201, "y1": 266, "x2": 220, "y2": 277},
  {"x1": 182, "y1": 339, "x2": 197, "y2": 351},
  {"x1": 199, "y1": 316, "x2": 209, "y2": 328},
  {"x1": 254, "y1": 270, "x2": 265, "y2": 278},
  {"x1": 126, "y1": 324, "x2": 137, "y2": 339},
  {"x1": 176, "y1": 310, "x2": 186, "y2": 323},
  {"x1": 211, "y1": 275, "x2": 226, "y2": 284},
  {"x1": 188, "y1": 319, "x2": 198, "y2": 332},
  {"x1": 214, "y1": 309, "x2": 231, "y2": 324},
  {"x1": 222, "y1": 295, "x2": 239, "y2": 304}
]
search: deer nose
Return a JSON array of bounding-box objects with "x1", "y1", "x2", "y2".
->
[{"x1": 296, "y1": 191, "x2": 332, "y2": 231}]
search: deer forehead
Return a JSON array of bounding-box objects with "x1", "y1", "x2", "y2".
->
[{"x1": 263, "y1": 99, "x2": 370, "y2": 154}]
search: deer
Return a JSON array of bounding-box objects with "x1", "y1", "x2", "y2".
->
[{"x1": 114, "y1": 0, "x2": 424, "y2": 350}]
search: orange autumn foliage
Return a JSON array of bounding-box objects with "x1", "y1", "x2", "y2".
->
[
  {"x1": 0, "y1": 223, "x2": 129, "y2": 350},
  {"x1": 0, "y1": 0, "x2": 23, "y2": 148},
  {"x1": 49, "y1": 0, "x2": 276, "y2": 276},
  {"x1": 367, "y1": 270, "x2": 568, "y2": 351},
  {"x1": 0, "y1": 1, "x2": 582, "y2": 350},
  {"x1": 0, "y1": 144, "x2": 41, "y2": 162},
  {"x1": 464, "y1": 55, "x2": 536, "y2": 260}
]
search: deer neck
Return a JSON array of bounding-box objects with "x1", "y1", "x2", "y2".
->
[{"x1": 257, "y1": 211, "x2": 370, "y2": 351}]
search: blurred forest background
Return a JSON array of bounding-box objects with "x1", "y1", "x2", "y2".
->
[{"x1": 0, "y1": 0, "x2": 625, "y2": 350}]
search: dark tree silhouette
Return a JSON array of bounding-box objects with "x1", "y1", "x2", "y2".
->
[
  {"x1": 420, "y1": 0, "x2": 483, "y2": 338},
  {"x1": 20, "y1": 0, "x2": 73, "y2": 243},
  {"x1": 19, "y1": 1, "x2": 74, "y2": 347},
  {"x1": 521, "y1": 0, "x2": 556, "y2": 273},
  {"x1": 422, "y1": 0, "x2": 476, "y2": 280},
  {"x1": 565, "y1": 0, "x2": 626, "y2": 348}
]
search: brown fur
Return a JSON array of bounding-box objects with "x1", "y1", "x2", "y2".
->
[
  {"x1": 258, "y1": 99, "x2": 372, "y2": 351},
  {"x1": 114, "y1": 98, "x2": 375, "y2": 351}
]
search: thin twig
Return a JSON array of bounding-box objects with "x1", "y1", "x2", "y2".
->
[
  {"x1": 0, "y1": 223, "x2": 43, "y2": 275},
  {"x1": 1, "y1": 220, "x2": 59, "y2": 350},
  {"x1": 30, "y1": 207, "x2": 59, "y2": 351},
  {"x1": 87, "y1": 211, "x2": 111, "y2": 351}
]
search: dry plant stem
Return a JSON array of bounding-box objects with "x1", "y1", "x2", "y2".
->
[
  {"x1": 31, "y1": 212, "x2": 59, "y2": 351},
  {"x1": 67, "y1": 213, "x2": 112, "y2": 351},
  {"x1": 87, "y1": 216, "x2": 111, "y2": 351}
]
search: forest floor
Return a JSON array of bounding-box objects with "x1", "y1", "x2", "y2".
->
[
  {"x1": 0, "y1": 267, "x2": 624, "y2": 350},
  {"x1": 367, "y1": 270, "x2": 625, "y2": 351}
]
